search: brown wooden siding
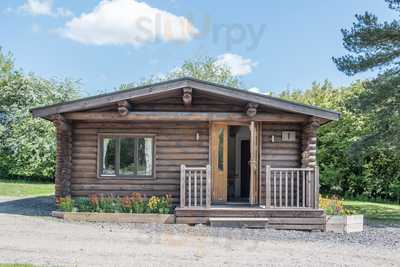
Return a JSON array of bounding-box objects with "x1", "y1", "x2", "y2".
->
[
  {"x1": 260, "y1": 123, "x2": 302, "y2": 202},
  {"x1": 70, "y1": 121, "x2": 209, "y2": 203}
]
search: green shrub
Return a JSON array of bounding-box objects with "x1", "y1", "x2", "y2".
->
[
  {"x1": 158, "y1": 194, "x2": 172, "y2": 214},
  {"x1": 75, "y1": 197, "x2": 92, "y2": 212},
  {"x1": 59, "y1": 197, "x2": 74, "y2": 212},
  {"x1": 98, "y1": 195, "x2": 120, "y2": 213}
]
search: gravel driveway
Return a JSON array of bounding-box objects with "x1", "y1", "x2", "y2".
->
[{"x1": 0, "y1": 197, "x2": 399, "y2": 267}]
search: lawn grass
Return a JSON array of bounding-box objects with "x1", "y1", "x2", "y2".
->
[
  {"x1": 0, "y1": 179, "x2": 54, "y2": 197},
  {"x1": 0, "y1": 264, "x2": 39, "y2": 267},
  {"x1": 344, "y1": 200, "x2": 400, "y2": 223}
]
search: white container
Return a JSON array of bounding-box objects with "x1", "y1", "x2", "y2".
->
[{"x1": 325, "y1": 214, "x2": 364, "y2": 233}]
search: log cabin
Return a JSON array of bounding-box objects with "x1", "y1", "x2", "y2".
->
[{"x1": 31, "y1": 77, "x2": 340, "y2": 230}]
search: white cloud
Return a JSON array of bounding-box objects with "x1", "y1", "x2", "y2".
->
[
  {"x1": 19, "y1": 0, "x2": 73, "y2": 17},
  {"x1": 248, "y1": 87, "x2": 261, "y2": 93},
  {"x1": 215, "y1": 53, "x2": 257, "y2": 76},
  {"x1": 61, "y1": 0, "x2": 199, "y2": 46}
]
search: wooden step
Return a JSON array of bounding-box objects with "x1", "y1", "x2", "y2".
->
[
  {"x1": 175, "y1": 207, "x2": 324, "y2": 218},
  {"x1": 209, "y1": 217, "x2": 269, "y2": 229}
]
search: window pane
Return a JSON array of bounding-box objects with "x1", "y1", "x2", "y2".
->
[
  {"x1": 137, "y1": 137, "x2": 153, "y2": 176},
  {"x1": 218, "y1": 128, "x2": 224, "y2": 171},
  {"x1": 102, "y1": 138, "x2": 116, "y2": 175},
  {"x1": 119, "y1": 138, "x2": 137, "y2": 175}
]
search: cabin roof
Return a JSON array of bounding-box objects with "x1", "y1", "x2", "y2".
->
[{"x1": 30, "y1": 77, "x2": 340, "y2": 121}]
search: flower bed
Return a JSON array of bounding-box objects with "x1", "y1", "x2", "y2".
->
[
  {"x1": 58, "y1": 193, "x2": 172, "y2": 214},
  {"x1": 320, "y1": 196, "x2": 363, "y2": 233},
  {"x1": 54, "y1": 193, "x2": 175, "y2": 224}
]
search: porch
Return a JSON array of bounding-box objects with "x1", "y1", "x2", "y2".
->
[{"x1": 176, "y1": 165, "x2": 325, "y2": 230}]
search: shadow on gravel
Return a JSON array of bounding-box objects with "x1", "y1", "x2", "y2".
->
[{"x1": 0, "y1": 196, "x2": 55, "y2": 216}]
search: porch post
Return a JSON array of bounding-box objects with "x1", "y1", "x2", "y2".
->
[
  {"x1": 206, "y1": 164, "x2": 211, "y2": 208},
  {"x1": 265, "y1": 165, "x2": 271, "y2": 208},
  {"x1": 314, "y1": 166, "x2": 320, "y2": 209},
  {"x1": 180, "y1": 164, "x2": 186, "y2": 208},
  {"x1": 53, "y1": 114, "x2": 72, "y2": 201}
]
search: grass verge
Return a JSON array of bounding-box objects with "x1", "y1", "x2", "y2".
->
[
  {"x1": 0, "y1": 179, "x2": 54, "y2": 197},
  {"x1": 344, "y1": 200, "x2": 400, "y2": 223}
]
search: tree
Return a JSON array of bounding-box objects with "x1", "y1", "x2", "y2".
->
[
  {"x1": 0, "y1": 48, "x2": 80, "y2": 180},
  {"x1": 332, "y1": 0, "x2": 400, "y2": 150},
  {"x1": 282, "y1": 81, "x2": 400, "y2": 201},
  {"x1": 121, "y1": 57, "x2": 241, "y2": 89}
]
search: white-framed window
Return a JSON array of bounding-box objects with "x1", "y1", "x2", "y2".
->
[
  {"x1": 282, "y1": 131, "x2": 296, "y2": 142},
  {"x1": 99, "y1": 134, "x2": 154, "y2": 178}
]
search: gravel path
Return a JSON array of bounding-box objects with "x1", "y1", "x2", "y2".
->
[{"x1": 0, "y1": 197, "x2": 399, "y2": 267}]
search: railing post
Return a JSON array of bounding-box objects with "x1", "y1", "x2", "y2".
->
[
  {"x1": 314, "y1": 166, "x2": 320, "y2": 209},
  {"x1": 180, "y1": 164, "x2": 186, "y2": 208},
  {"x1": 265, "y1": 165, "x2": 271, "y2": 208},
  {"x1": 206, "y1": 164, "x2": 211, "y2": 208}
]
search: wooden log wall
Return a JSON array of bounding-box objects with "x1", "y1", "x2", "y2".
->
[
  {"x1": 260, "y1": 123, "x2": 302, "y2": 203},
  {"x1": 69, "y1": 121, "x2": 209, "y2": 204}
]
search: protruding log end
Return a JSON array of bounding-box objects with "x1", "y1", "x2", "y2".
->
[
  {"x1": 117, "y1": 100, "x2": 132, "y2": 116},
  {"x1": 246, "y1": 103, "x2": 258, "y2": 117},
  {"x1": 118, "y1": 106, "x2": 129, "y2": 116},
  {"x1": 182, "y1": 88, "x2": 192, "y2": 106}
]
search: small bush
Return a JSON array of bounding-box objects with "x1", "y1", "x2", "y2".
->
[
  {"x1": 75, "y1": 197, "x2": 92, "y2": 212},
  {"x1": 59, "y1": 197, "x2": 74, "y2": 212},
  {"x1": 131, "y1": 192, "x2": 146, "y2": 213},
  {"x1": 98, "y1": 195, "x2": 120, "y2": 213}
]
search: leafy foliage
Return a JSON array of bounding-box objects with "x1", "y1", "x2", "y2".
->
[
  {"x1": 120, "y1": 57, "x2": 241, "y2": 89},
  {"x1": 281, "y1": 81, "x2": 400, "y2": 202},
  {"x1": 0, "y1": 48, "x2": 80, "y2": 180},
  {"x1": 333, "y1": 0, "x2": 400, "y2": 153}
]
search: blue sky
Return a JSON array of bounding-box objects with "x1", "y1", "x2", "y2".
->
[{"x1": 0, "y1": 0, "x2": 398, "y2": 96}]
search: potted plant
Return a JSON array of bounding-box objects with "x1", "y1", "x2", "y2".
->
[{"x1": 320, "y1": 196, "x2": 363, "y2": 233}]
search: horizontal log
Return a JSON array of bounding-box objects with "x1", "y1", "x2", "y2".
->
[
  {"x1": 72, "y1": 141, "x2": 97, "y2": 147},
  {"x1": 72, "y1": 149, "x2": 97, "y2": 157},
  {"x1": 71, "y1": 190, "x2": 179, "y2": 198},
  {"x1": 156, "y1": 147, "x2": 209, "y2": 154},
  {"x1": 71, "y1": 184, "x2": 178, "y2": 191},
  {"x1": 74, "y1": 122, "x2": 209, "y2": 129},
  {"x1": 157, "y1": 160, "x2": 209, "y2": 166},
  {"x1": 262, "y1": 149, "x2": 299, "y2": 155},
  {"x1": 71, "y1": 178, "x2": 180, "y2": 185},
  {"x1": 156, "y1": 135, "x2": 208, "y2": 141},
  {"x1": 156, "y1": 153, "x2": 208, "y2": 160},
  {"x1": 262, "y1": 143, "x2": 300, "y2": 149},
  {"x1": 72, "y1": 153, "x2": 97, "y2": 160},
  {"x1": 262, "y1": 124, "x2": 302, "y2": 130},
  {"x1": 260, "y1": 161, "x2": 300, "y2": 168},
  {"x1": 65, "y1": 111, "x2": 308, "y2": 123},
  {"x1": 157, "y1": 141, "x2": 209, "y2": 147},
  {"x1": 264, "y1": 154, "x2": 300, "y2": 161}
]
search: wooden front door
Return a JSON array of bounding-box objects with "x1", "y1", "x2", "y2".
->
[{"x1": 211, "y1": 123, "x2": 228, "y2": 203}]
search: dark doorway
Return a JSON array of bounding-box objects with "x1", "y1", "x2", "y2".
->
[{"x1": 240, "y1": 140, "x2": 251, "y2": 198}]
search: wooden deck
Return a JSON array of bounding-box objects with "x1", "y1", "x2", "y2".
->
[{"x1": 175, "y1": 206, "x2": 325, "y2": 231}]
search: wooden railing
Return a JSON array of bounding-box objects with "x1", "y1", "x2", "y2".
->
[
  {"x1": 264, "y1": 166, "x2": 320, "y2": 209},
  {"x1": 180, "y1": 164, "x2": 211, "y2": 208}
]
